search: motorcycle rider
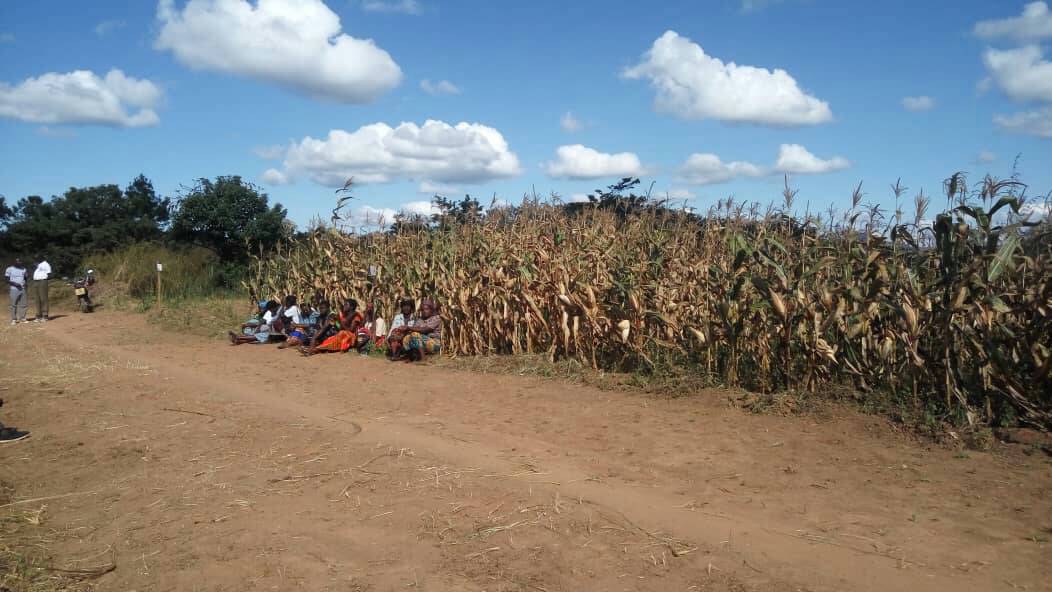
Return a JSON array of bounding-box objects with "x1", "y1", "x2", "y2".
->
[{"x1": 74, "y1": 270, "x2": 96, "y2": 312}]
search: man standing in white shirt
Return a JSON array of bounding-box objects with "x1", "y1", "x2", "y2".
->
[
  {"x1": 4, "y1": 259, "x2": 28, "y2": 325},
  {"x1": 32, "y1": 258, "x2": 51, "y2": 322}
]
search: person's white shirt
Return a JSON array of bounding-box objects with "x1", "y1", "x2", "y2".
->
[
  {"x1": 373, "y1": 316, "x2": 387, "y2": 339},
  {"x1": 283, "y1": 305, "x2": 302, "y2": 325},
  {"x1": 5, "y1": 266, "x2": 27, "y2": 289},
  {"x1": 33, "y1": 260, "x2": 51, "y2": 281}
]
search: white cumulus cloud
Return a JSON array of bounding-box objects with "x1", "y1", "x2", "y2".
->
[
  {"x1": 271, "y1": 120, "x2": 521, "y2": 186},
  {"x1": 975, "y1": 2, "x2": 1052, "y2": 42},
  {"x1": 775, "y1": 144, "x2": 850, "y2": 174},
  {"x1": 1020, "y1": 199, "x2": 1051, "y2": 221},
  {"x1": 156, "y1": 0, "x2": 402, "y2": 103},
  {"x1": 678, "y1": 153, "x2": 766, "y2": 185},
  {"x1": 544, "y1": 144, "x2": 644, "y2": 180},
  {"x1": 400, "y1": 200, "x2": 438, "y2": 217},
  {"x1": 982, "y1": 45, "x2": 1052, "y2": 103},
  {"x1": 261, "y1": 168, "x2": 289, "y2": 185},
  {"x1": 0, "y1": 69, "x2": 161, "y2": 127},
  {"x1": 361, "y1": 0, "x2": 422, "y2": 15},
  {"x1": 560, "y1": 111, "x2": 582, "y2": 132},
  {"x1": 976, "y1": 150, "x2": 997, "y2": 163},
  {"x1": 623, "y1": 30, "x2": 832, "y2": 126},
  {"x1": 344, "y1": 205, "x2": 397, "y2": 227},
  {"x1": 676, "y1": 144, "x2": 850, "y2": 185},
  {"x1": 993, "y1": 107, "x2": 1052, "y2": 138},
  {"x1": 420, "y1": 79, "x2": 460, "y2": 96},
  {"x1": 342, "y1": 199, "x2": 436, "y2": 228},
  {"x1": 902, "y1": 95, "x2": 936, "y2": 111}
]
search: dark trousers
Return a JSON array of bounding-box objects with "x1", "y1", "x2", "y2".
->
[{"x1": 32, "y1": 280, "x2": 48, "y2": 320}]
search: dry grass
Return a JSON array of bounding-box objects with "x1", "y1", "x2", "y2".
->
[
  {"x1": 83, "y1": 243, "x2": 225, "y2": 301},
  {"x1": 146, "y1": 295, "x2": 248, "y2": 339},
  {"x1": 0, "y1": 338, "x2": 125, "y2": 592},
  {"x1": 0, "y1": 501, "x2": 114, "y2": 592}
]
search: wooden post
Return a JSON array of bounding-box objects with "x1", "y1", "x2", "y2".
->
[{"x1": 156, "y1": 262, "x2": 163, "y2": 306}]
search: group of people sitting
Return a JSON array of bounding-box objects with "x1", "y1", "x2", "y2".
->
[{"x1": 228, "y1": 295, "x2": 441, "y2": 362}]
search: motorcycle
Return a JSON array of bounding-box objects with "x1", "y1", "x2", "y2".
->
[{"x1": 73, "y1": 270, "x2": 96, "y2": 313}]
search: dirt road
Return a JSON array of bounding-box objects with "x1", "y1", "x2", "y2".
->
[{"x1": 1, "y1": 311, "x2": 1049, "y2": 591}]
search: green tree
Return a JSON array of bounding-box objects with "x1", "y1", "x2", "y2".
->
[
  {"x1": 0, "y1": 196, "x2": 13, "y2": 226},
  {"x1": 169, "y1": 176, "x2": 288, "y2": 264},
  {"x1": 431, "y1": 194, "x2": 485, "y2": 227},
  {"x1": 387, "y1": 212, "x2": 429, "y2": 235},
  {"x1": 571, "y1": 177, "x2": 651, "y2": 218},
  {"x1": 1, "y1": 175, "x2": 169, "y2": 273}
]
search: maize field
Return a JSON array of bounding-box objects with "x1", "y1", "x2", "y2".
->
[{"x1": 249, "y1": 175, "x2": 1052, "y2": 429}]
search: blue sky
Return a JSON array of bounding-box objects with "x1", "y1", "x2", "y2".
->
[{"x1": 1, "y1": 0, "x2": 1051, "y2": 227}]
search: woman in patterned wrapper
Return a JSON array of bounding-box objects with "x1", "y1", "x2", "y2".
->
[{"x1": 393, "y1": 298, "x2": 441, "y2": 362}]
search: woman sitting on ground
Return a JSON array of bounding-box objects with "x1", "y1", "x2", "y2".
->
[
  {"x1": 305, "y1": 300, "x2": 338, "y2": 349},
  {"x1": 363, "y1": 303, "x2": 386, "y2": 352},
  {"x1": 273, "y1": 294, "x2": 300, "y2": 343},
  {"x1": 305, "y1": 298, "x2": 364, "y2": 356},
  {"x1": 391, "y1": 298, "x2": 441, "y2": 362},
  {"x1": 241, "y1": 299, "x2": 270, "y2": 331},
  {"x1": 280, "y1": 299, "x2": 327, "y2": 350},
  {"x1": 230, "y1": 300, "x2": 281, "y2": 345},
  {"x1": 282, "y1": 294, "x2": 302, "y2": 326},
  {"x1": 385, "y1": 298, "x2": 415, "y2": 360}
]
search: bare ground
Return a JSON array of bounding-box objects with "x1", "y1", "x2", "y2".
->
[{"x1": 0, "y1": 311, "x2": 1050, "y2": 591}]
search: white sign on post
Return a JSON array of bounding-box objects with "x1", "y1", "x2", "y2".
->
[{"x1": 156, "y1": 263, "x2": 163, "y2": 272}]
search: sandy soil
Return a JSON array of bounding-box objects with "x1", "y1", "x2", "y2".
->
[{"x1": 0, "y1": 311, "x2": 1049, "y2": 591}]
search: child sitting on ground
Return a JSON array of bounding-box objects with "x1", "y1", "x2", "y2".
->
[
  {"x1": 385, "y1": 298, "x2": 414, "y2": 360},
  {"x1": 355, "y1": 303, "x2": 386, "y2": 356}
]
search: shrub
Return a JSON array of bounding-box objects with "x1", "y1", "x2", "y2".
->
[{"x1": 84, "y1": 243, "x2": 227, "y2": 301}]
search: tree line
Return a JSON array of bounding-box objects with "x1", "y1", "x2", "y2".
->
[
  {"x1": 0, "y1": 175, "x2": 288, "y2": 285},
  {"x1": 0, "y1": 173, "x2": 658, "y2": 287}
]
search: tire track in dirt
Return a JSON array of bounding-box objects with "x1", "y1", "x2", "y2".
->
[{"x1": 24, "y1": 312, "x2": 1052, "y2": 592}]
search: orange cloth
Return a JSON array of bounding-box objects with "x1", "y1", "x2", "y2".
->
[{"x1": 316, "y1": 330, "x2": 357, "y2": 352}]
